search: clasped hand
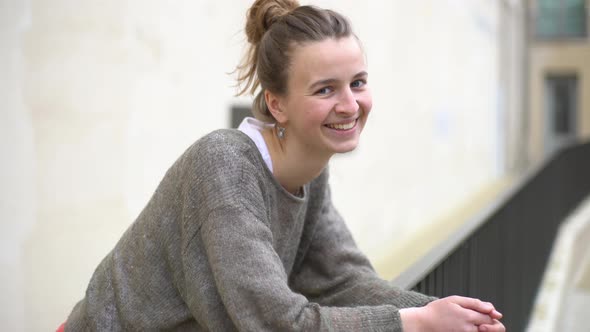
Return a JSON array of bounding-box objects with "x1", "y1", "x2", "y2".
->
[{"x1": 400, "y1": 295, "x2": 505, "y2": 332}]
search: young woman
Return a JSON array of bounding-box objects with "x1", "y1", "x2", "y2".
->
[{"x1": 62, "y1": 0, "x2": 505, "y2": 331}]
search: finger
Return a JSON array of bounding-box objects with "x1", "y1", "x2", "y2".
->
[
  {"x1": 450, "y1": 296, "x2": 495, "y2": 314},
  {"x1": 466, "y1": 310, "x2": 494, "y2": 326},
  {"x1": 490, "y1": 309, "x2": 503, "y2": 320},
  {"x1": 478, "y1": 319, "x2": 505, "y2": 332}
]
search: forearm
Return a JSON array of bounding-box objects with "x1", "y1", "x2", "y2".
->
[
  {"x1": 279, "y1": 303, "x2": 405, "y2": 332},
  {"x1": 309, "y1": 273, "x2": 436, "y2": 308}
]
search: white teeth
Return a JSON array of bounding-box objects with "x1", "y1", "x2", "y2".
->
[{"x1": 326, "y1": 120, "x2": 355, "y2": 130}]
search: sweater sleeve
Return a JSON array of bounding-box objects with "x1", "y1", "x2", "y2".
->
[
  {"x1": 191, "y1": 204, "x2": 406, "y2": 332},
  {"x1": 289, "y1": 181, "x2": 436, "y2": 309}
]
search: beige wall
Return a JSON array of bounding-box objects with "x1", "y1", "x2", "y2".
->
[{"x1": 2, "y1": 1, "x2": 250, "y2": 330}]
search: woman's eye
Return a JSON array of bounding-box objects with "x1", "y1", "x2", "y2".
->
[
  {"x1": 351, "y1": 79, "x2": 366, "y2": 88},
  {"x1": 316, "y1": 87, "x2": 333, "y2": 95}
]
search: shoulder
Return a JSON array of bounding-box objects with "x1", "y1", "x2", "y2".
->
[
  {"x1": 180, "y1": 129, "x2": 263, "y2": 173},
  {"x1": 192, "y1": 129, "x2": 256, "y2": 158},
  {"x1": 158, "y1": 129, "x2": 268, "y2": 203},
  {"x1": 157, "y1": 129, "x2": 270, "y2": 219},
  {"x1": 200, "y1": 128, "x2": 252, "y2": 147},
  {"x1": 181, "y1": 128, "x2": 268, "y2": 194}
]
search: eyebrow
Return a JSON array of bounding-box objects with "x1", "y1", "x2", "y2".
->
[{"x1": 308, "y1": 71, "x2": 368, "y2": 91}]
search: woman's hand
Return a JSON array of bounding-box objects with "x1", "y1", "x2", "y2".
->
[
  {"x1": 400, "y1": 296, "x2": 505, "y2": 332},
  {"x1": 450, "y1": 296, "x2": 504, "y2": 332}
]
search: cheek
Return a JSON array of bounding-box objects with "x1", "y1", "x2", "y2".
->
[
  {"x1": 358, "y1": 91, "x2": 373, "y2": 116},
  {"x1": 301, "y1": 100, "x2": 330, "y2": 123}
]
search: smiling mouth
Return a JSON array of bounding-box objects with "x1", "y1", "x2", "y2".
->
[{"x1": 324, "y1": 119, "x2": 357, "y2": 130}]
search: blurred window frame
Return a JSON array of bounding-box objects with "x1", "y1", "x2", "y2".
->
[{"x1": 531, "y1": 0, "x2": 588, "y2": 40}]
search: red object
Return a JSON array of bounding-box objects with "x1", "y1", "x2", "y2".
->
[{"x1": 56, "y1": 322, "x2": 65, "y2": 332}]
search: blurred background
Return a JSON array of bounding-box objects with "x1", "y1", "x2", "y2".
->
[{"x1": 1, "y1": 0, "x2": 589, "y2": 330}]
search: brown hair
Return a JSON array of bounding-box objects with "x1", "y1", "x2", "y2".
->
[{"x1": 236, "y1": 0, "x2": 354, "y2": 122}]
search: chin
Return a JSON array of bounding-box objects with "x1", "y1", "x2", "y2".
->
[{"x1": 331, "y1": 141, "x2": 359, "y2": 154}]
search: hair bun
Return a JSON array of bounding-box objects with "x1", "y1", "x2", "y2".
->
[{"x1": 245, "y1": 0, "x2": 299, "y2": 44}]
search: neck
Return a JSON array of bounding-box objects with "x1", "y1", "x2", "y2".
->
[{"x1": 262, "y1": 127, "x2": 330, "y2": 194}]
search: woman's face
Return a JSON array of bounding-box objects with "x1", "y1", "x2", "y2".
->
[{"x1": 278, "y1": 36, "x2": 372, "y2": 157}]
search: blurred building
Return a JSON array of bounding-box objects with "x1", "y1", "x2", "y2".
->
[
  {"x1": 528, "y1": 0, "x2": 590, "y2": 160},
  {"x1": 525, "y1": 1, "x2": 590, "y2": 330}
]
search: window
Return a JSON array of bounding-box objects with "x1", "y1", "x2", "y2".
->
[
  {"x1": 550, "y1": 76, "x2": 575, "y2": 134},
  {"x1": 535, "y1": 0, "x2": 587, "y2": 39},
  {"x1": 230, "y1": 105, "x2": 252, "y2": 128},
  {"x1": 544, "y1": 74, "x2": 578, "y2": 152}
]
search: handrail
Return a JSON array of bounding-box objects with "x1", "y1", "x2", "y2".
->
[
  {"x1": 391, "y1": 139, "x2": 590, "y2": 331},
  {"x1": 391, "y1": 148, "x2": 554, "y2": 290}
]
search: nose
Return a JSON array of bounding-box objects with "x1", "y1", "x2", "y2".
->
[{"x1": 334, "y1": 87, "x2": 358, "y2": 115}]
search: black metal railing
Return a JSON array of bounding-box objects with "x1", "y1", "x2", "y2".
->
[{"x1": 410, "y1": 141, "x2": 590, "y2": 331}]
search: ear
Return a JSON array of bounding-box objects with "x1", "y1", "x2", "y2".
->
[{"x1": 264, "y1": 90, "x2": 288, "y2": 124}]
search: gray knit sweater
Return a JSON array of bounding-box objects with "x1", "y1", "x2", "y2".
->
[{"x1": 65, "y1": 129, "x2": 434, "y2": 331}]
